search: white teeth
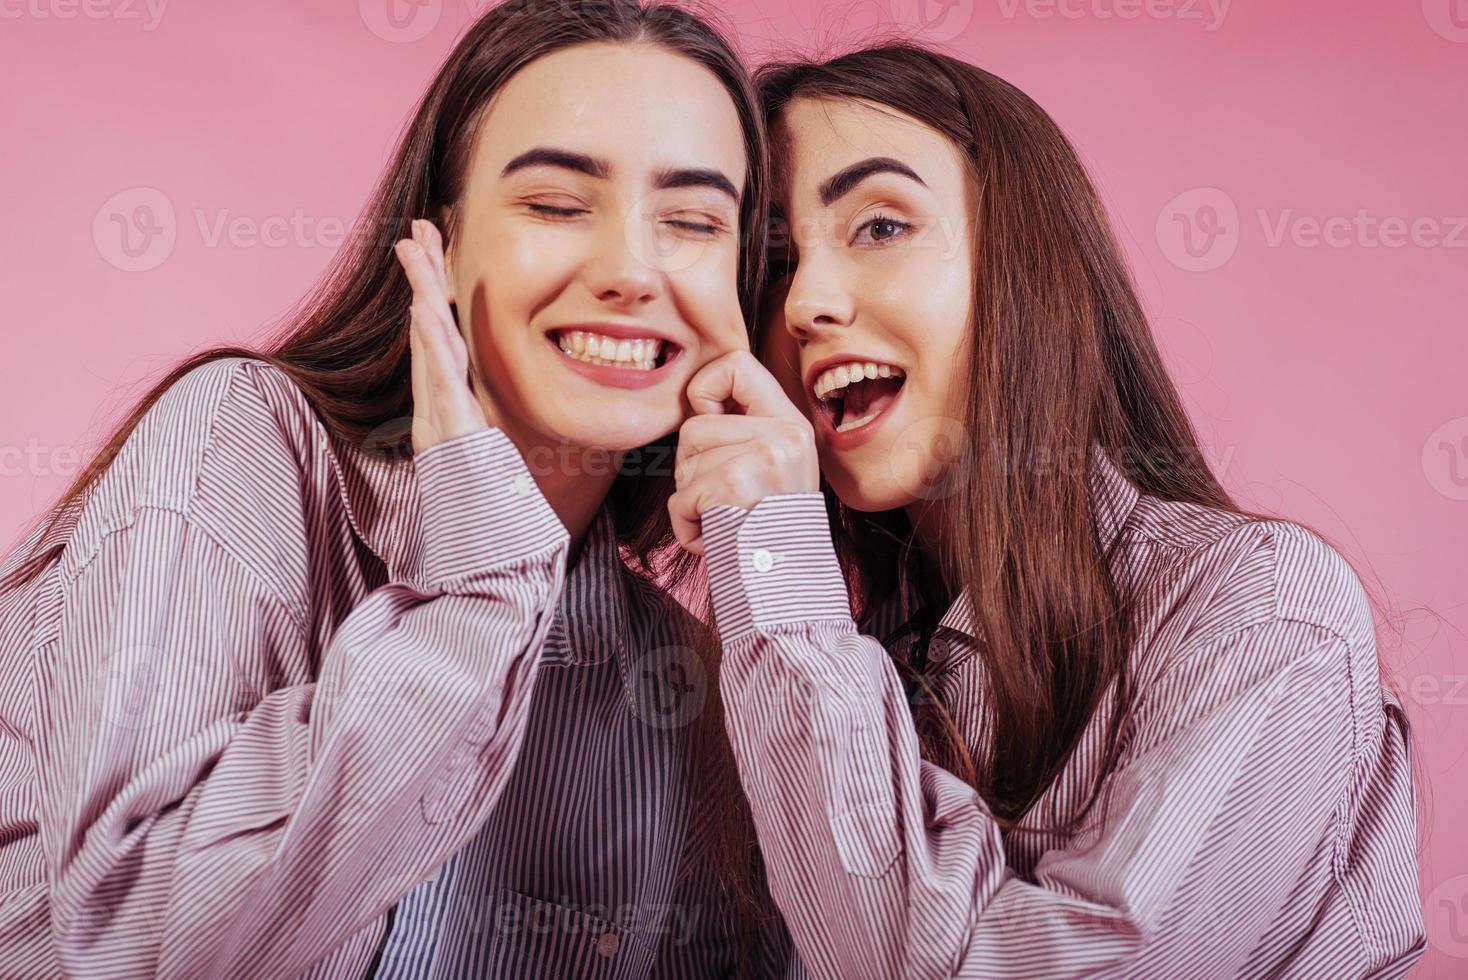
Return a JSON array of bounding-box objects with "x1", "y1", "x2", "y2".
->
[
  {"x1": 812, "y1": 360, "x2": 905, "y2": 400},
  {"x1": 835, "y1": 411, "x2": 881, "y2": 433},
  {"x1": 555, "y1": 330, "x2": 667, "y2": 371}
]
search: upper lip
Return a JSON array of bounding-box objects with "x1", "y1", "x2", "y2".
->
[
  {"x1": 804, "y1": 352, "x2": 906, "y2": 395},
  {"x1": 546, "y1": 321, "x2": 683, "y2": 350}
]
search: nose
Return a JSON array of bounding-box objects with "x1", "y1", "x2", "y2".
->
[
  {"x1": 782, "y1": 252, "x2": 855, "y2": 344},
  {"x1": 582, "y1": 215, "x2": 662, "y2": 308}
]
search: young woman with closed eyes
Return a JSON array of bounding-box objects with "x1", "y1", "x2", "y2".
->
[
  {"x1": 672, "y1": 44, "x2": 1426, "y2": 979},
  {"x1": 0, "y1": 2, "x2": 802, "y2": 977}
]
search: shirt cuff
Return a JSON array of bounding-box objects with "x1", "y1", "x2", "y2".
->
[
  {"x1": 415, "y1": 427, "x2": 569, "y2": 590},
  {"x1": 702, "y1": 493, "x2": 853, "y2": 645}
]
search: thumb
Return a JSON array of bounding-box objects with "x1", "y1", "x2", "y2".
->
[{"x1": 685, "y1": 349, "x2": 802, "y2": 419}]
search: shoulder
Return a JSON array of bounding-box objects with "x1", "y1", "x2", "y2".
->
[
  {"x1": 61, "y1": 356, "x2": 341, "y2": 613},
  {"x1": 1125, "y1": 505, "x2": 1383, "y2": 746},
  {"x1": 1134, "y1": 503, "x2": 1375, "y2": 655}
]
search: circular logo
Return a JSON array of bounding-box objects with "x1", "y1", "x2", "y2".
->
[
  {"x1": 623, "y1": 194, "x2": 715, "y2": 275},
  {"x1": 359, "y1": 0, "x2": 441, "y2": 43},
  {"x1": 1422, "y1": 0, "x2": 1468, "y2": 42},
  {"x1": 93, "y1": 187, "x2": 176, "y2": 273},
  {"x1": 889, "y1": 0, "x2": 977, "y2": 42},
  {"x1": 1422, "y1": 416, "x2": 1468, "y2": 501},
  {"x1": 1427, "y1": 873, "x2": 1468, "y2": 957},
  {"x1": 93, "y1": 643, "x2": 167, "y2": 734},
  {"x1": 888, "y1": 414, "x2": 970, "y2": 502},
  {"x1": 1155, "y1": 187, "x2": 1239, "y2": 272},
  {"x1": 628, "y1": 645, "x2": 708, "y2": 729}
]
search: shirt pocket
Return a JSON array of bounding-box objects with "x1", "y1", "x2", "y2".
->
[
  {"x1": 486, "y1": 889, "x2": 646, "y2": 979},
  {"x1": 821, "y1": 719, "x2": 902, "y2": 879}
]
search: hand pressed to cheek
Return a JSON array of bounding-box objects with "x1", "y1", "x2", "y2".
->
[{"x1": 668, "y1": 351, "x2": 819, "y2": 554}]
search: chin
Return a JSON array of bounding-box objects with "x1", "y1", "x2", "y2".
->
[
  {"x1": 544, "y1": 410, "x2": 679, "y2": 455},
  {"x1": 823, "y1": 465, "x2": 914, "y2": 515}
]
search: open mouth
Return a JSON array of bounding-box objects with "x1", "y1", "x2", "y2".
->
[
  {"x1": 811, "y1": 360, "x2": 907, "y2": 433},
  {"x1": 548, "y1": 328, "x2": 681, "y2": 372}
]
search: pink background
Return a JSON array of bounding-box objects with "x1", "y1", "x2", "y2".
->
[{"x1": 2, "y1": 0, "x2": 1463, "y2": 971}]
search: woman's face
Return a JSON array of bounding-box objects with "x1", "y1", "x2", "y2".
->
[
  {"x1": 760, "y1": 97, "x2": 975, "y2": 513},
  {"x1": 444, "y1": 41, "x2": 748, "y2": 454}
]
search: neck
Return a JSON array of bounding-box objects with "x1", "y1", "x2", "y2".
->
[
  {"x1": 511, "y1": 435, "x2": 622, "y2": 566},
  {"x1": 469, "y1": 375, "x2": 621, "y2": 565}
]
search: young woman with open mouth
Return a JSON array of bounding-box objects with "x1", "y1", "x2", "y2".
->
[
  {"x1": 0, "y1": 2, "x2": 802, "y2": 977},
  {"x1": 671, "y1": 44, "x2": 1425, "y2": 979}
]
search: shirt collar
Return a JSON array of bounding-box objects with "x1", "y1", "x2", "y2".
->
[
  {"x1": 871, "y1": 440, "x2": 1142, "y2": 656},
  {"x1": 322, "y1": 431, "x2": 630, "y2": 671}
]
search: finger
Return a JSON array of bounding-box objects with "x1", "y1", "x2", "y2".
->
[
  {"x1": 675, "y1": 414, "x2": 775, "y2": 467},
  {"x1": 673, "y1": 441, "x2": 749, "y2": 488},
  {"x1": 408, "y1": 307, "x2": 428, "y2": 420},
  {"x1": 666, "y1": 487, "x2": 705, "y2": 556},
  {"x1": 396, "y1": 237, "x2": 455, "y2": 340},
  {"x1": 668, "y1": 449, "x2": 768, "y2": 554},
  {"x1": 413, "y1": 222, "x2": 470, "y2": 380},
  {"x1": 416, "y1": 219, "x2": 452, "y2": 303},
  {"x1": 669, "y1": 487, "x2": 701, "y2": 554},
  {"x1": 686, "y1": 349, "x2": 802, "y2": 419}
]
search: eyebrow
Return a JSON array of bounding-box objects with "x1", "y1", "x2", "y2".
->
[
  {"x1": 501, "y1": 146, "x2": 741, "y2": 203},
  {"x1": 818, "y1": 156, "x2": 927, "y2": 207}
]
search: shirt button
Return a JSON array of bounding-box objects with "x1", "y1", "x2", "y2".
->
[
  {"x1": 751, "y1": 548, "x2": 775, "y2": 572},
  {"x1": 596, "y1": 931, "x2": 620, "y2": 957},
  {"x1": 512, "y1": 472, "x2": 535, "y2": 497}
]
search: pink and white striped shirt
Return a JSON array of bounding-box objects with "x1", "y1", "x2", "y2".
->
[
  {"x1": 0, "y1": 356, "x2": 798, "y2": 978},
  {"x1": 700, "y1": 444, "x2": 1426, "y2": 979}
]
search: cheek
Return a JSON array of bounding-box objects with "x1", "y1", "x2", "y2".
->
[
  {"x1": 871, "y1": 248, "x2": 971, "y2": 388},
  {"x1": 468, "y1": 227, "x2": 576, "y2": 337},
  {"x1": 671, "y1": 248, "x2": 745, "y2": 353}
]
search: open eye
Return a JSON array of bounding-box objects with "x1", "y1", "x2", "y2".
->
[{"x1": 853, "y1": 213, "x2": 911, "y2": 245}]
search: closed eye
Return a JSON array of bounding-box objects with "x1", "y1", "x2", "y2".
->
[
  {"x1": 665, "y1": 216, "x2": 727, "y2": 236},
  {"x1": 527, "y1": 203, "x2": 588, "y2": 219}
]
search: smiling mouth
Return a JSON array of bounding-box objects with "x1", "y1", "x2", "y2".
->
[
  {"x1": 811, "y1": 360, "x2": 907, "y2": 433},
  {"x1": 548, "y1": 329, "x2": 680, "y2": 372}
]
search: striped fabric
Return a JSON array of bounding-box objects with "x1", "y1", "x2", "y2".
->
[
  {"x1": 0, "y1": 356, "x2": 797, "y2": 978},
  {"x1": 368, "y1": 491, "x2": 801, "y2": 979},
  {"x1": 700, "y1": 443, "x2": 1427, "y2": 979}
]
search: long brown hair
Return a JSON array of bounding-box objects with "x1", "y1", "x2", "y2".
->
[
  {"x1": 751, "y1": 44, "x2": 1257, "y2": 833},
  {"x1": 0, "y1": 0, "x2": 769, "y2": 594}
]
